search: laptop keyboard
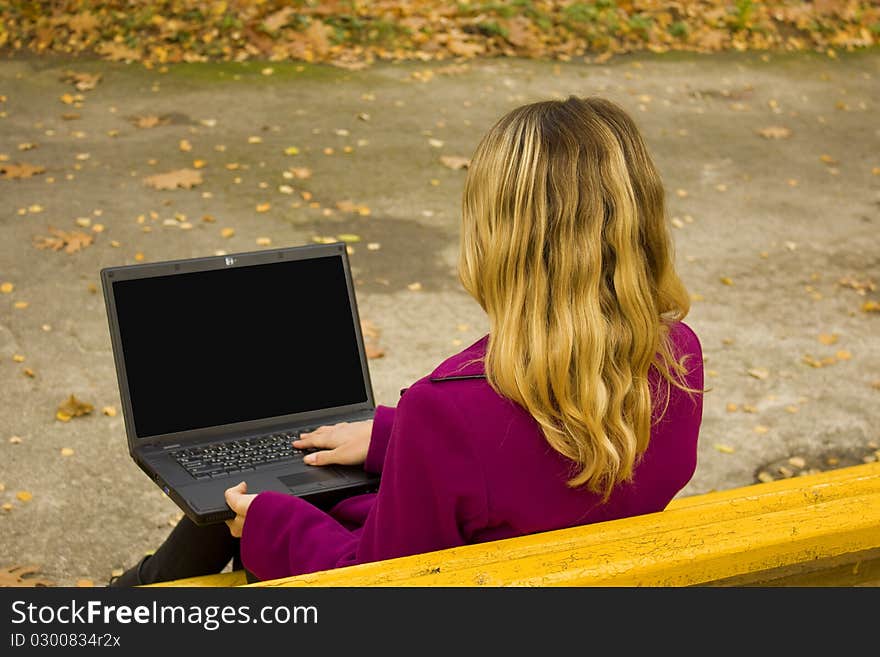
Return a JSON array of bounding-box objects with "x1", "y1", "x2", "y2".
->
[{"x1": 170, "y1": 432, "x2": 317, "y2": 480}]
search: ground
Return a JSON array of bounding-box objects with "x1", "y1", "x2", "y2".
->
[{"x1": 0, "y1": 49, "x2": 878, "y2": 587}]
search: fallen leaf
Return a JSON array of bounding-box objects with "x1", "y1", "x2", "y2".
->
[
  {"x1": 819, "y1": 154, "x2": 838, "y2": 165},
  {"x1": 726, "y1": 402, "x2": 738, "y2": 412},
  {"x1": 256, "y1": 237, "x2": 272, "y2": 247},
  {"x1": 788, "y1": 456, "x2": 806, "y2": 468},
  {"x1": 76, "y1": 579, "x2": 94, "y2": 587},
  {"x1": 0, "y1": 565, "x2": 54, "y2": 587},
  {"x1": 862, "y1": 301, "x2": 880, "y2": 313},
  {"x1": 1, "y1": 162, "x2": 46, "y2": 179},
  {"x1": 747, "y1": 368, "x2": 769, "y2": 380},
  {"x1": 179, "y1": 139, "x2": 192, "y2": 152},
  {"x1": 60, "y1": 447, "x2": 74, "y2": 457},
  {"x1": 714, "y1": 443, "x2": 735, "y2": 454},
  {"x1": 144, "y1": 169, "x2": 203, "y2": 190},
  {"x1": 102, "y1": 406, "x2": 117, "y2": 417},
  {"x1": 337, "y1": 234, "x2": 360, "y2": 243},
  {"x1": 33, "y1": 227, "x2": 94, "y2": 254},
  {"x1": 61, "y1": 70, "x2": 101, "y2": 92},
  {"x1": 22, "y1": 368, "x2": 35, "y2": 378},
  {"x1": 220, "y1": 228, "x2": 235, "y2": 239},
  {"x1": 754, "y1": 425, "x2": 769, "y2": 434},
  {"x1": 757, "y1": 471, "x2": 774, "y2": 483},
  {"x1": 838, "y1": 276, "x2": 876, "y2": 295},
  {"x1": 255, "y1": 203, "x2": 271, "y2": 213},
  {"x1": 16, "y1": 491, "x2": 32, "y2": 502},
  {"x1": 440, "y1": 155, "x2": 470, "y2": 170},
  {"x1": 288, "y1": 167, "x2": 312, "y2": 179},
  {"x1": 13, "y1": 301, "x2": 28, "y2": 309},
  {"x1": 130, "y1": 114, "x2": 169, "y2": 129},
  {"x1": 1, "y1": 504, "x2": 13, "y2": 512},
  {"x1": 56, "y1": 394, "x2": 94, "y2": 422},
  {"x1": 428, "y1": 138, "x2": 444, "y2": 148},
  {"x1": 757, "y1": 126, "x2": 791, "y2": 139},
  {"x1": 9, "y1": 436, "x2": 22, "y2": 444},
  {"x1": 0, "y1": 282, "x2": 12, "y2": 293},
  {"x1": 818, "y1": 333, "x2": 838, "y2": 345},
  {"x1": 360, "y1": 319, "x2": 380, "y2": 340},
  {"x1": 365, "y1": 343, "x2": 385, "y2": 359},
  {"x1": 836, "y1": 350, "x2": 852, "y2": 361},
  {"x1": 12, "y1": 355, "x2": 25, "y2": 362},
  {"x1": 407, "y1": 282, "x2": 423, "y2": 291},
  {"x1": 366, "y1": 242, "x2": 381, "y2": 251},
  {"x1": 720, "y1": 276, "x2": 734, "y2": 286}
]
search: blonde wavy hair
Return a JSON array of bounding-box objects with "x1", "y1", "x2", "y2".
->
[{"x1": 459, "y1": 96, "x2": 696, "y2": 500}]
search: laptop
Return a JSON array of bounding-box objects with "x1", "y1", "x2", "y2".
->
[{"x1": 100, "y1": 242, "x2": 380, "y2": 525}]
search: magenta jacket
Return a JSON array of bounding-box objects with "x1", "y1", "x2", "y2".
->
[{"x1": 240, "y1": 322, "x2": 703, "y2": 581}]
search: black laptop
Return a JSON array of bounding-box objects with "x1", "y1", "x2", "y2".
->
[{"x1": 101, "y1": 242, "x2": 380, "y2": 525}]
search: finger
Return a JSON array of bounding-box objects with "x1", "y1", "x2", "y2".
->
[
  {"x1": 225, "y1": 517, "x2": 243, "y2": 538},
  {"x1": 300, "y1": 424, "x2": 331, "y2": 438},
  {"x1": 293, "y1": 433, "x2": 337, "y2": 450},
  {"x1": 224, "y1": 481, "x2": 248, "y2": 511},
  {"x1": 304, "y1": 448, "x2": 338, "y2": 466}
]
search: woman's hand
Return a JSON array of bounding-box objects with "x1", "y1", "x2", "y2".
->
[
  {"x1": 225, "y1": 481, "x2": 257, "y2": 538},
  {"x1": 293, "y1": 419, "x2": 373, "y2": 467}
]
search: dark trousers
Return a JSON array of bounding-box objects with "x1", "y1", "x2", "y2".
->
[
  {"x1": 135, "y1": 515, "x2": 260, "y2": 585},
  {"x1": 120, "y1": 489, "x2": 356, "y2": 586}
]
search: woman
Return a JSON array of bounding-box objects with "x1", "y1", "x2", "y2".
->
[{"x1": 112, "y1": 95, "x2": 703, "y2": 586}]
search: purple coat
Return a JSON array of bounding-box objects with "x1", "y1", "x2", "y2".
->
[{"x1": 240, "y1": 322, "x2": 703, "y2": 581}]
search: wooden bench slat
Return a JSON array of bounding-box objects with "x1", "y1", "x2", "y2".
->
[
  {"x1": 145, "y1": 462, "x2": 880, "y2": 587},
  {"x1": 249, "y1": 462, "x2": 880, "y2": 587}
]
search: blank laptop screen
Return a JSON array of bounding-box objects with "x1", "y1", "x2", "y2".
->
[{"x1": 112, "y1": 255, "x2": 368, "y2": 438}]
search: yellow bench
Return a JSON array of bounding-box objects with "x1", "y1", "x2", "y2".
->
[{"x1": 150, "y1": 461, "x2": 880, "y2": 587}]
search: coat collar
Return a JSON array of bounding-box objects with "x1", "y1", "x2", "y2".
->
[{"x1": 429, "y1": 334, "x2": 489, "y2": 381}]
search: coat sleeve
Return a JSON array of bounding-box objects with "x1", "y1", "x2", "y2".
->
[
  {"x1": 239, "y1": 382, "x2": 488, "y2": 581},
  {"x1": 364, "y1": 404, "x2": 396, "y2": 474}
]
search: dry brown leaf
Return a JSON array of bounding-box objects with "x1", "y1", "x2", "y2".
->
[
  {"x1": 0, "y1": 565, "x2": 54, "y2": 587},
  {"x1": 747, "y1": 368, "x2": 769, "y2": 380},
  {"x1": 288, "y1": 167, "x2": 312, "y2": 179},
  {"x1": 838, "y1": 276, "x2": 876, "y2": 295},
  {"x1": 1, "y1": 162, "x2": 46, "y2": 179},
  {"x1": 263, "y1": 6, "x2": 296, "y2": 32},
  {"x1": 56, "y1": 394, "x2": 94, "y2": 422},
  {"x1": 440, "y1": 155, "x2": 470, "y2": 170},
  {"x1": 365, "y1": 343, "x2": 386, "y2": 359},
  {"x1": 144, "y1": 168, "x2": 203, "y2": 190},
  {"x1": 102, "y1": 406, "x2": 117, "y2": 417},
  {"x1": 130, "y1": 114, "x2": 169, "y2": 129},
  {"x1": 96, "y1": 42, "x2": 141, "y2": 62},
  {"x1": 818, "y1": 333, "x2": 839, "y2": 345},
  {"x1": 61, "y1": 70, "x2": 102, "y2": 91},
  {"x1": 757, "y1": 126, "x2": 792, "y2": 139},
  {"x1": 33, "y1": 227, "x2": 94, "y2": 254},
  {"x1": 819, "y1": 154, "x2": 838, "y2": 165},
  {"x1": 360, "y1": 319, "x2": 380, "y2": 340}
]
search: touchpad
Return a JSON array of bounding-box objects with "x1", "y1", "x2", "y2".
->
[{"x1": 278, "y1": 468, "x2": 343, "y2": 490}]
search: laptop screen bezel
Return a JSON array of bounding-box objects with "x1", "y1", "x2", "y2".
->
[{"x1": 100, "y1": 243, "x2": 376, "y2": 449}]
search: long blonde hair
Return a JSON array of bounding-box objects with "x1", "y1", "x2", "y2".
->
[{"x1": 459, "y1": 96, "x2": 695, "y2": 500}]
